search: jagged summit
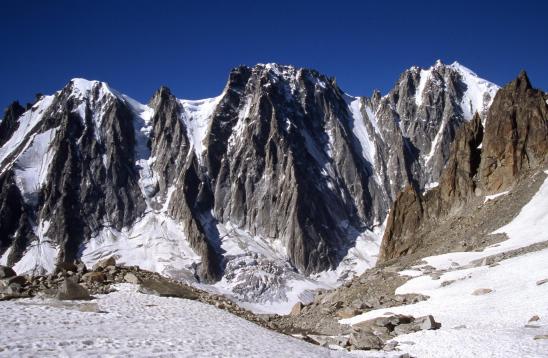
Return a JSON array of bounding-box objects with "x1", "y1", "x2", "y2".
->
[{"x1": 0, "y1": 61, "x2": 507, "y2": 312}]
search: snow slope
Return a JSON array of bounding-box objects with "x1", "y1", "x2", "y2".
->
[
  {"x1": 0, "y1": 284, "x2": 356, "y2": 358},
  {"x1": 341, "y1": 173, "x2": 548, "y2": 357}
]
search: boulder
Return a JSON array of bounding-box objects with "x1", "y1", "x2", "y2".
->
[
  {"x1": 0, "y1": 266, "x2": 16, "y2": 279},
  {"x1": 416, "y1": 315, "x2": 442, "y2": 330},
  {"x1": 290, "y1": 302, "x2": 303, "y2": 316},
  {"x1": 528, "y1": 315, "x2": 540, "y2": 322},
  {"x1": 6, "y1": 275, "x2": 27, "y2": 286},
  {"x1": 82, "y1": 272, "x2": 106, "y2": 284},
  {"x1": 472, "y1": 288, "x2": 493, "y2": 295},
  {"x1": 349, "y1": 330, "x2": 384, "y2": 350},
  {"x1": 124, "y1": 273, "x2": 140, "y2": 284},
  {"x1": 138, "y1": 278, "x2": 198, "y2": 300},
  {"x1": 55, "y1": 278, "x2": 91, "y2": 300},
  {"x1": 92, "y1": 257, "x2": 116, "y2": 271},
  {"x1": 336, "y1": 307, "x2": 361, "y2": 319}
]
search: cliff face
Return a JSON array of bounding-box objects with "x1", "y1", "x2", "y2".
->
[
  {"x1": 378, "y1": 72, "x2": 547, "y2": 264},
  {"x1": 480, "y1": 71, "x2": 548, "y2": 193},
  {"x1": 0, "y1": 62, "x2": 500, "y2": 290}
]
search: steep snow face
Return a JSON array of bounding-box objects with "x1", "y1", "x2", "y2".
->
[
  {"x1": 121, "y1": 94, "x2": 157, "y2": 199},
  {"x1": 415, "y1": 67, "x2": 433, "y2": 107},
  {"x1": 0, "y1": 94, "x2": 55, "y2": 172},
  {"x1": 81, "y1": 213, "x2": 200, "y2": 282},
  {"x1": 12, "y1": 128, "x2": 57, "y2": 205},
  {"x1": 207, "y1": 222, "x2": 383, "y2": 315},
  {"x1": 180, "y1": 95, "x2": 222, "y2": 163},
  {"x1": 347, "y1": 96, "x2": 376, "y2": 165},
  {"x1": 449, "y1": 61, "x2": 499, "y2": 121},
  {"x1": 13, "y1": 221, "x2": 58, "y2": 276},
  {"x1": 0, "y1": 284, "x2": 355, "y2": 357},
  {"x1": 413, "y1": 61, "x2": 499, "y2": 121}
]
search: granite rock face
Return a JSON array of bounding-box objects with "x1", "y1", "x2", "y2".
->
[
  {"x1": 480, "y1": 71, "x2": 548, "y2": 193},
  {"x1": 378, "y1": 72, "x2": 547, "y2": 264},
  {"x1": 0, "y1": 61, "x2": 500, "y2": 285}
]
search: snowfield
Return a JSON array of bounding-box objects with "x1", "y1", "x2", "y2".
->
[
  {"x1": 341, "y1": 174, "x2": 548, "y2": 357},
  {"x1": 0, "y1": 284, "x2": 354, "y2": 358}
]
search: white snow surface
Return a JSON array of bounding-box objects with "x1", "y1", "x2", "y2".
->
[
  {"x1": 449, "y1": 61, "x2": 499, "y2": 121},
  {"x1": 13, "y1": 221, "x2": 58, "y2": 276},
  {"x1": 341, "y1": 173, "x2": 548, "y2": 358},
  {"x1": 180, "y1": 95, "x2": 222, "y2": 162},
  {"x1": 12, "y1": 128, "x2": 57, "y2": 204},
  {"x1": 484, "y1": 190, "x2": 510, "y2": 203},
  {"x1": 415, "y1": 67, "x2": 432, "y2": 107},
  {"x1": 206, "y1": 221, "x2": 383, "y2": 315},
  {"x1": 0, "y1": 94, "x2": 55, "y2": 172},
  {"x1": 0, "y1": 284, "x2": 358, "y2": 357},
  {"x1": 414, "y1": 61, "x2": 499, "y2": 120},
  {"x1": 81, "y1": 212, "x2": 200, "y2": 282},
  {"x1": 347, "y1": 96, "x2": 376, "y2": 165}
]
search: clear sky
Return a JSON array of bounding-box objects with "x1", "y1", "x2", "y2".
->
[{"x1": 1, "y1": 0, "x2": 547, "y2": 108}]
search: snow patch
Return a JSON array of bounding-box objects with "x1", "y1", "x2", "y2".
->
[
  {"x1": 180, "y1": 95, "x2": 222, "y2": 162},
  {"x1": 484, "y1": 190, "x2": 510, "y2": 203},
  {"x1": 12, "y1": 128, "x2": 57, "y2": 204},
  {"x1": 81, "y1": 212, "x2": 200, "y2": 282},
  {"x1": 449, "y1": 62, "x2": 499, "y2": 121},
  {"x1": 347, "y1": 97, "x2": 376, "y2": 165},
  {"x1": 415, "y1": 68, "x2": 432, "y2": 107}
]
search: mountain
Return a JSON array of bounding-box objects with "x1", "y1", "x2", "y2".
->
[
  {"x1": 0, "y1": 61, "x2": 499, "y2": 312},
  {"x1": 269, "y1": 71, "x2": 548, "y2": 356},
  {"x1": 379, "y1": 71, "x2": 548, "y2": 263}
]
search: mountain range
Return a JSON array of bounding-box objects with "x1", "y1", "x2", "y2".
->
[{"x1": 3, "y1": 60, "x2": 543, "y2": 313}]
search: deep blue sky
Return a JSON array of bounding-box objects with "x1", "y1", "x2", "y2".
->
[{"x1": 1, "y1": 0, "x2": 547, "y2": 108}]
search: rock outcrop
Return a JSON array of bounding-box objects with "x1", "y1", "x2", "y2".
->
[
  {"x1": 378, "y1": 72, "x2": 547, "y2": 264},
  {"x1": 480, "y1": 71, "x2": 548, "y2": 193}
]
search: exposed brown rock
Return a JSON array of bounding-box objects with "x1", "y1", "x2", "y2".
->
[
  {"x1": 378, "y1": 186, "x2": 423, "y2": 262},
  {"x1": 480, "y1": 71, "x2": 548, "y2": 193},
  {"x1": 378, "y1": 72, "x2": 547, "y2": 265}
]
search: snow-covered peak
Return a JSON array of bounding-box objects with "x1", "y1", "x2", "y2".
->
[
  {"x1": 413, "y1": 61, "x2": 499, "y2": 120},
  {"x1": 448, "y1": 62, "x2": 499, "y2": 120},
  {"x1": 179, "y1": 95, "x2": 223, "y2": 162},
  {"x1": 68, "y1": 78, "x2": 114, "y2": 100}
]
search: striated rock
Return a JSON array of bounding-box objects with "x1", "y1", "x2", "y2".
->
[
  {"x1": 480, "y1": 71, "x2": 548, "y2": 193},
  {"x1": 0, "y1": 62, "x2": 502, "y2": 284},
  {"x1": 378, "y1": 72, "x2": 547, "y2": 265},
  {"x1": 378, "y1": 186, "x2": 423, "y2": 262},
  {"x1": 55, "y1": 278, "x2": 91, "y2": 300}
]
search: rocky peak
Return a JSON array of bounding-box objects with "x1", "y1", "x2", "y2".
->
[
  {"x1": 378, "y1": 71, "x2": 546, "y2": 264},
  {"x1": 480, "y1": 71, "x2": 548, "y2": 193},
  {"x1": 0, "y1": 101, "x2": 25, "y2": 146}
]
